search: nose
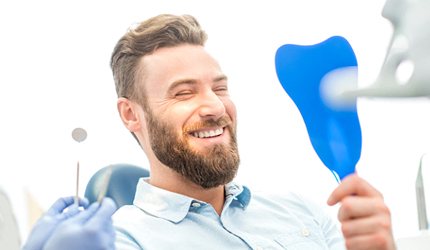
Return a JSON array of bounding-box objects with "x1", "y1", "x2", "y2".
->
[{"x1": 197, "y1": 90, "x2": 226, "y2": 120}]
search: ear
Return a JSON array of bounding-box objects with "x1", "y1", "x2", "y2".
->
[{"x1": 117, "y1": 97, "x2": 144, "y2": 133}]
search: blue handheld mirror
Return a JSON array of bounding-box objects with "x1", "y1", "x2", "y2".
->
[{"x1": 275, "y1": 36, "x2": 362, "y2": 181}]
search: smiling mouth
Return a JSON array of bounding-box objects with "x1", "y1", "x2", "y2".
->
[{"x1": 190, "y1": 127, "x2": 224, "y2": 138}]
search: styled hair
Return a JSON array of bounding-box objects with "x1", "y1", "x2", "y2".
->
[{"x1": 110, "y1": 14, "x2": 208, "y2": 104}]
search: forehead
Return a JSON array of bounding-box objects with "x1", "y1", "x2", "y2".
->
[{"x1": 138, "y1": 44, "x2": 225, "y2": 94}]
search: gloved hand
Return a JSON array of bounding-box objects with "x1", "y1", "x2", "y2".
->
[
  {"x1": 23, "y1": 196, "x2": 89, "y2": 250},
  {"x1": 43, "y1": 197, "x2": 117, "y2": 250}
]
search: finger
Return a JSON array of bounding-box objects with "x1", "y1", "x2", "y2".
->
[
  {"x1": 58, "y1": 205, "x2": 81, "y2": 219},
  {"x1": 338, "y1": 196, "x2": 391, "y2": 222},
  {"x1": 337, "y1": 196, "x2": 388, "y2": 221},
  {"x1": 327, "y1": 174, "x2": 382, "y2": 206},
  {"x1": 344, "y1": 232, "x2": 394, "y2": 250},
  {"x1": 46, "y1": 196, "x2": 76, "y2": 216},
  {"x1": 341, "y1": 214, "x2": 392, "y2": 238},
  {"x1": 47, "y1": 197, "x2": 90, "y2": 218},
  {"x1": 87, "y1": 197, "x2": 117, "y2": 226},
  {"x1": 67, "y1": 201, "x2": 100, "y2": 224},
  {"x1": 79, "y1": 197, "x2": 90, "y2": 208}
]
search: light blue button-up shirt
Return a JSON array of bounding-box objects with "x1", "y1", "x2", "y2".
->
[{"x1": 113, "y1": 179, "x2": 345, "y2": 249}]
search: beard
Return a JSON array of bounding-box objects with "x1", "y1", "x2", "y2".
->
[{"x1": 145, "y1": 109, "x2": 240, "y2": 189}]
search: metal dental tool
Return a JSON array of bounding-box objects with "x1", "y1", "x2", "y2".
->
[
  {"x1": 71, "y1": 127, "x2": 87, "y2": 205},
  {"x1": 416, "y1": 154, "x2": 429, "y2": 230},
  {"x1": 97, "y1": 165, "x2": 113, "y2": 203}
]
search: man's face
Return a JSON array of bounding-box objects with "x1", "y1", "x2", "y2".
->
[{"x1": 138, "y1": 44, "x2": 239, "y2": 189}]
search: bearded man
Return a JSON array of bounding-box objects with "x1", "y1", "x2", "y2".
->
[{"x1": 111, "y1": 14, "x2": 395, "y2": 250}]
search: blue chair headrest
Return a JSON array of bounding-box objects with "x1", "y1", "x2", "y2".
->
[{"x1": 84, "y1": 163, "x2": 150, "y2": 208}]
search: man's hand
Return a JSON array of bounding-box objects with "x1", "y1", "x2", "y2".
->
[{"x1": 327, "y1": 174, "x2": 396, "y2": 250}]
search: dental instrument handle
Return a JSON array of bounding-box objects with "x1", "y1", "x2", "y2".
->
[{"x1": 75, "y1": 161, "x2": 80, "y2": 205}]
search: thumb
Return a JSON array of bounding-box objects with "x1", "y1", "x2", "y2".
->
[{"x1": 88, "y1": 197, "x2": 117, "y2": 225}]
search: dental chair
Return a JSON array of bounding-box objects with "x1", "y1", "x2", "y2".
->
[
  {"x1": 0, "y1": 187, "x2": 21, "y2": 250},
  {"x1": 84, "y1": 163, "x2": 150, "y2": 208}
]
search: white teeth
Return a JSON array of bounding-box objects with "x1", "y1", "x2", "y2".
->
[{"x1": 192, "y1": 128, "x2": 224, "y2": 138}]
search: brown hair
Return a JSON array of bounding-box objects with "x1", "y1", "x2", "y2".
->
[{"x1": 110, "y1": 14, "x2": 208, "y2": 104}]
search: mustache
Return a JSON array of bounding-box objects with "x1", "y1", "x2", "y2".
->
[{"x1": 184, "y1": 116, "x2": 232, "y2": 133}]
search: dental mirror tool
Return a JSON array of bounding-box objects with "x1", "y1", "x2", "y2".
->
[{"x1": 71, "y1": 127, "x2": 87, "y2": 205}]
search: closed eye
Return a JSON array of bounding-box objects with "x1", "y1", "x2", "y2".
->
[
  {"x1": 174, "y1": 90, "x2": 194, "y2": 99},
  {"x1": 214, "y1": 86, "x2": 229, "y2": 95},
  {"x1": 176, "y1": 91, "x2": 193, "y2": 96}
]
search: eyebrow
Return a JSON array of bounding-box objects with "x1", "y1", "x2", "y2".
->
[{"x1": 167, "y1": 74, "x2": 228, "y2": 92}]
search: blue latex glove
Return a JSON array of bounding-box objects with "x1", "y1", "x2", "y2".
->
[
  {"x1": 23, "y1": 196, "x2": 89, "y2": 250},
  {"x1": 23, "y1": 196, "x2": 117, "y2": 250},
  {"x1": 43, "y1": 197, "x2": 117, "y2": 250}
]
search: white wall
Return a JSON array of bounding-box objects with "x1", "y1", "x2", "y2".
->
[{"x1": 1, "y1": 0, "x2": 428, "y2": 243}]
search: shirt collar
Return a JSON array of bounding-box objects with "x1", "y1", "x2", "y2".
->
[
  {"x1": 224, "y1": 182, "x2": 251, "y2": 209},
  {"x1": 133, "y1": 178, "x2": 251, "y2": 223}
]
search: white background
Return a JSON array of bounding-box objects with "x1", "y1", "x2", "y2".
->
[{"x1": 1, "y1": 0, "x2": 430, "y2": 243}]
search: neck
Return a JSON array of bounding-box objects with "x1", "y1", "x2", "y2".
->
[{"x1": 149, "y1": 165, "x2": 226, "y2": 215}]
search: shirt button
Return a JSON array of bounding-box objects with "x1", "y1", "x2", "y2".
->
[
  {"x1": 255, "y1": 246, "x2": 263, "y2": 250},
  {"x1": 302, "y1": 228, "x2": 310, "y2": 237},
  {"x1": 191, "y1": 202, "x2": 201, "y2": 208}
]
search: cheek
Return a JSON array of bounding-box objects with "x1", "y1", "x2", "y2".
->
[
  {"x1": 224, "y1": 99, "x2": 237, "y2": 121},
  {"x1": 169, "y1": 101, "x2": 198, "y2": 119},
  {"x1": 162, "y1": 108, "x2": 193, "y2": 135}
]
